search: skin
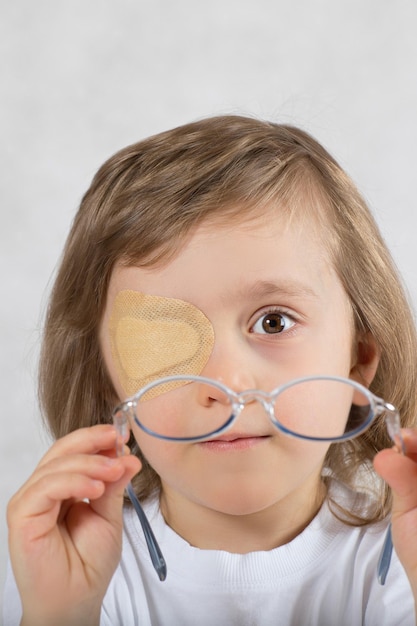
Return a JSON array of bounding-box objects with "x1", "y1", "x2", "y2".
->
[
  {"x1": 7, "y1": 210, "x2": 417, "y2": 625},
  {"x1": 7, "y1": 427, "x2": 141, "y2": 626},
  {"x1": 374, "y1": 436, "x2": 417, "y2": 609},
  {"x1": 101, "y1": 213, "x2": 378, "y2": 551}
]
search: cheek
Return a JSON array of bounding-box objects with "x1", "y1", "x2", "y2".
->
[
  {"x1": 301, "y1": 320, "x2": 355, "y2": 376},
  {"x1": 254, "y1": 312, "x2": 355, "y2": 384},
  {"x1": 258, "y1": 338, "x2": 352, "y2": 383},
  {"x1": 132, "y1": 427, "x2": 184, "y2": 477}
]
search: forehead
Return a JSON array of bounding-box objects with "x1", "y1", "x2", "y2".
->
[{"x1": 112, "y1": 209, "x2": 336, "y2": 299}]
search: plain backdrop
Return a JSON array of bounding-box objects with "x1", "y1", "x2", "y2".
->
[{"x1": 1, "y1": 0, "x2": 417, "y2": 608}]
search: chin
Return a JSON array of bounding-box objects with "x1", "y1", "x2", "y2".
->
[{"x1": 201, "y1": 484, "x2": 284, "y2": 517}]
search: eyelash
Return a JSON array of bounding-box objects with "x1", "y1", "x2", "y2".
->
[{"x1": 250, "y1": 307, "x2": 297, "y2": 336}]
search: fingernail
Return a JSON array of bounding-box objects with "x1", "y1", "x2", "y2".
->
[
  {"x1": 401, "y1": 428, "x2": 416, "y2": 438},
  {"x1": 105, "y1": 457, "x2": 121, "y2": 466}
]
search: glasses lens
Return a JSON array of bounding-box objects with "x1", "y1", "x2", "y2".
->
[
  {"x1": 134, "y1": 377, "x2": 234, "y2": 440},
  {"x1": 272, "y1": 378, "x2": 373, "y2": 440}
]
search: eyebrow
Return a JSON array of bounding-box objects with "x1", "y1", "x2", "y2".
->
[{"x1": 234, "y1": 279, "x2": 319, "y2": 302}]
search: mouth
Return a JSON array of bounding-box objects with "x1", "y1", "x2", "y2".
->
[{"x1": 197, "y1": 434, "x2": 271, "y2": 451}]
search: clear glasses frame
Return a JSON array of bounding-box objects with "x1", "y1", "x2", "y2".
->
[{"x1": 113, "y1": 374, "x2": 404, "y2": 584}]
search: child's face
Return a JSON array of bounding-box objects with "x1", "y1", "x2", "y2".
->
[{"x1": 101, "y1": 209, "x2": 362, "y2": 523}]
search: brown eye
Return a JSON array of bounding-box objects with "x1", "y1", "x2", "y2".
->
[
  {"x1": 262, "y1": 313, "x2": 285, "y2": 333},
  {"x1": 252, "y1": 310, "x2": 295, "y2": 335}
]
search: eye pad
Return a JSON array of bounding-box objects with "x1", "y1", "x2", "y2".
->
[{"x1": 108, "y1": 290, "x2": 214, "y2": 397}]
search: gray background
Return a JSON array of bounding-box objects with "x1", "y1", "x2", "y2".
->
[{"x1": 1, "y1": 0, "x2": 416, "y2": 607}]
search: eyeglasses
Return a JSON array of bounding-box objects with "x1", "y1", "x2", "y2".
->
[
  {"x1": 114, "y1": 374, "x2": 401, "y2": 443},
  {"x1": 113, "y1": 375, "x2": 404, "y2": 583}
]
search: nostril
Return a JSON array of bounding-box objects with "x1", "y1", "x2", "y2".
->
[{"x1": 195, "y1": 379, "x2": 234, "y2": 409}]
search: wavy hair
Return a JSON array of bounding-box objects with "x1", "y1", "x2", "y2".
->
[{"x1": 39, "y1": 115, "x2": 417, "y2": 524}]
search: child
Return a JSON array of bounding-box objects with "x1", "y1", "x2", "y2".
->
[{"x1": 5, "y1": 115, "x2": 417, "y2": 625}]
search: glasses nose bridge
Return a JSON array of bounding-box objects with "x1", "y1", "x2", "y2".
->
[{"x1": 236, "y1": 389, "x2": 274, "y2": 417}]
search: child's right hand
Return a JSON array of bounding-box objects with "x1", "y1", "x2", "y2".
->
[
  {"x1": 374, "y1": 429, "x2": 417, "y2": 602},
  {"x1": 6, "y1": 424, "x2": 141, "y2": 626}
]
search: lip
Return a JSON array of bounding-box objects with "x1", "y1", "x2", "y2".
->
[{"x1": 197, "y1": 434, "x2": 271, "y2": 451}]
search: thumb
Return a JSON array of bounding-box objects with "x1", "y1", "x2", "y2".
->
[
  {"x1": 374, "y1": 433, "x2": 417, "y2": 593},
  {"x1": 374, "y1": 432, "x2": 417, "y2": 515}
]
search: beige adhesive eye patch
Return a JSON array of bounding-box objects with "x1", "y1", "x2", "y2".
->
[{"x1": 108, "y1": 290, "x2": 214, "y2": 397}]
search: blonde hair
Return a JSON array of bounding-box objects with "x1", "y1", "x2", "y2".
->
[{"x1": 39, "y1": 115, "x2": 417, "y2": 524}]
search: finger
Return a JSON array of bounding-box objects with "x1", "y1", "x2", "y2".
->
[
  {"x1": 374, "y1": 448, "x2": 417, "y2": 512},
  {"x1": 374, "y1": 446, "x2": 417, "y2": 593},
  {"x1": 8, "y1": 472, "x2": 106, "y2": 541},
  {"x1": 88, "y1": 455, "x2": 141, "y2": 526},
  {"x1": 37, "y1": 425, "x2": 125, "y2": 467},
  {"x1": 398, "y1": 429, "x2": 417, "y2": 460},
  {"x1": 14, "y1": 453, "x2": 129, "y2": 503},
  {"x1": 9, "y1": 454, "x2": 140, "y2": 531}
]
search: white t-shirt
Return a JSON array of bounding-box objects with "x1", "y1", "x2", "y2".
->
[{"x1": 3, "y1": 482, "x2": 415, "y2": 626}]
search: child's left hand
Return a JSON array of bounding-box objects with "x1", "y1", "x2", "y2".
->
[{"x1": 374, "y1": 430, "x2": 417, "y2": 598}]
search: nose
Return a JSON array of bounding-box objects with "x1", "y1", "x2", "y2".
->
[
  {"x1": 198, "y1": 335, "x2": 257, "y2": 394},
  {"x1": 195, "y1": 379, "x2": 234, "y2": 409}
]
